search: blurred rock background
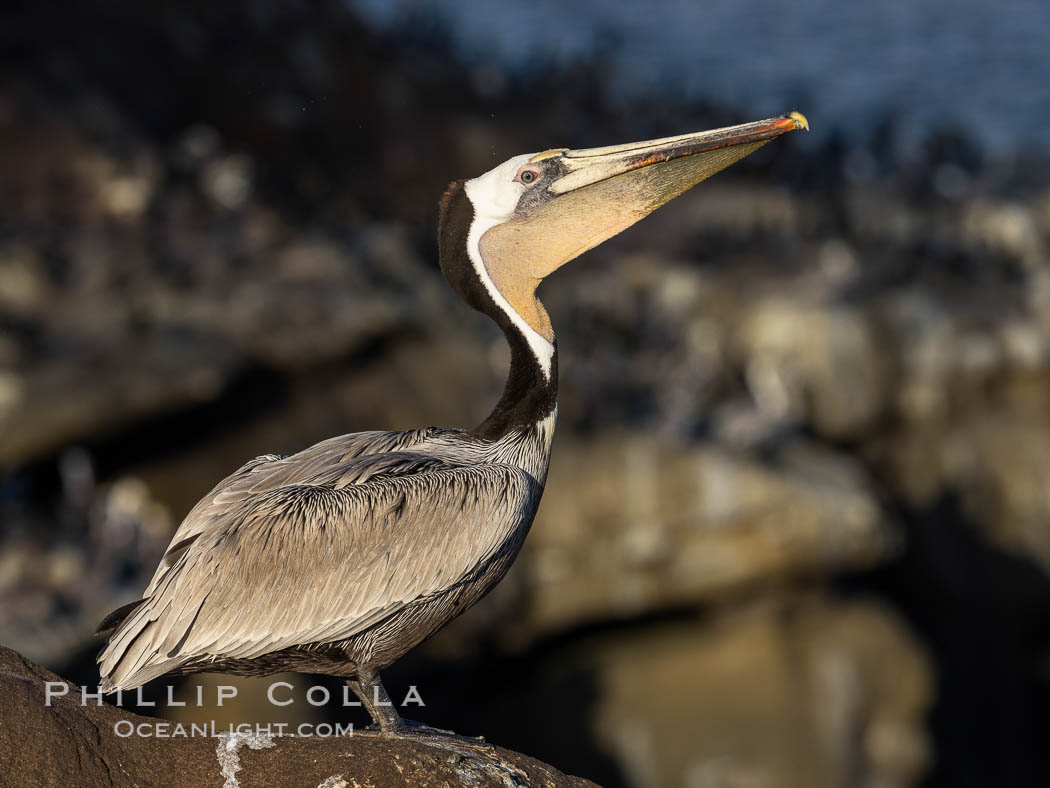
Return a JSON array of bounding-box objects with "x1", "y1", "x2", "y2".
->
[{"x1": 2, "y1": 1, "x2": 1049, "y2": 786}]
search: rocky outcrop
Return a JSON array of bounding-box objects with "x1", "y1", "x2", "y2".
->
[
  {"x1": 0, "y1": 645, "x2": 594, "y2": 788},
  {"x1": 590, "y1": 595, "x2": 931, "y2": 788}
]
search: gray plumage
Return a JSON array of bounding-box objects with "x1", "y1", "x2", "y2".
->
[{"x1": 98, "y1": 416, "x2": 555, "y2": 693}]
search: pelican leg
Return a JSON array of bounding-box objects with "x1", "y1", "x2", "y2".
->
[
  {"x1": 346, "y1": 669, "x2": 406, "y2": 735},
  {"x1": 346, "y1": 669, "x2": 490, "y2": 751}
]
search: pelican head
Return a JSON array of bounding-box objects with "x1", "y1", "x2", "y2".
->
[{"x1": 439, "y1": 112, "x2": 808, "y2": 377}]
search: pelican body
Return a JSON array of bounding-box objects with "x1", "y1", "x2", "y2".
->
[{"x1": 98, "y1": 113, "x2": 806, "y2": 734}]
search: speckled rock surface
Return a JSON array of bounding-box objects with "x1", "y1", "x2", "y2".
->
[{"x1": 0, "y1": 646, "x2": 595, "y2": 788}]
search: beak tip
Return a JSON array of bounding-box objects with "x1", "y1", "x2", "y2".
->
[{"x1": 788, "y1": 111, "x2": 810, "y2": 132}]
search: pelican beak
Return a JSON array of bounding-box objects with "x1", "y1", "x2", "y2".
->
[
  {"x1": 548, "y1": 111, "x2": 808, "y2": 195},
  {"x1": 480, "y1": 112, "x2": 808, "y2": 284}
]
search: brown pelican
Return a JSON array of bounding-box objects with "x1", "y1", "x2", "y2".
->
[{"x1": 97, "y1": 112, "x2": 808, "y2": 736}]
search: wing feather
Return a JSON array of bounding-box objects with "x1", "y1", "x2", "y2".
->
[
  {"x1": 100, "y1": 456, "x2": 538, "y2": 690},
  {"x1": 144, "y1": 430, "x2": 429, "y2": 595}
]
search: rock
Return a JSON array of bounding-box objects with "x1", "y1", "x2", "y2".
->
[
  {"x1": 590, "y1": 594, "x2": 932, "y2": 788},
  {"x1": 0, "y1": 645, "x2": 594, "y2": 788},
  {"x1": 738, "y1": 298, "x2": 888, "y2": 439},
  {"x1": 0, "y1": 448, "x2": 175, "y2": 668},
  {"x1": 0, "y1": 84, "x2": 436, "y2": 471},
  {"x1": 0, "y1": 332, "x2": 244, "y2": 470},
  {"x1": 941, "y1": 404, "x2": 1050, "y2": 571}
]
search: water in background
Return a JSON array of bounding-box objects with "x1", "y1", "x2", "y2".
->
[{"x1": 351, "y1": 0, "x2": 1050, "y2": 156}]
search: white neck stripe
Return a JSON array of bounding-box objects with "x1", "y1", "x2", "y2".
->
[{"x1": 463, "y1": 177, "x2": 555, "y2": 381}]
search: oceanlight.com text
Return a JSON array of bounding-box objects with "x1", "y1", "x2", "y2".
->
[{"x1": 113, "y1": 721, "x2": 356, "y2": 738}]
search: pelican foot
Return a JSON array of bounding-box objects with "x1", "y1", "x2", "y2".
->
[
  {"x1": 353, "y1": 719, "x2": 491, "y2": 753},
  {"x1": 398, "y1": 718, "x2": 484, "y2": 740}
]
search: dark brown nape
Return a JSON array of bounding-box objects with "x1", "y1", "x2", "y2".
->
[{"x1": 437, "y1": 181, "x2": 558, "y2": 441}]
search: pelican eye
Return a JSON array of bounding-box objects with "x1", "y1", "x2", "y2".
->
[{"x1": 514, "y1": 164, "x2": 541, "y2": 184}]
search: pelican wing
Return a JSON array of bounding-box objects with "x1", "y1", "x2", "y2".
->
[
  {"x1": 100, "y1": 450, "x2": 539, "y2": 690},
  {"x1": 143, "y1": 429, "x2": 427, "y2": 595}
]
